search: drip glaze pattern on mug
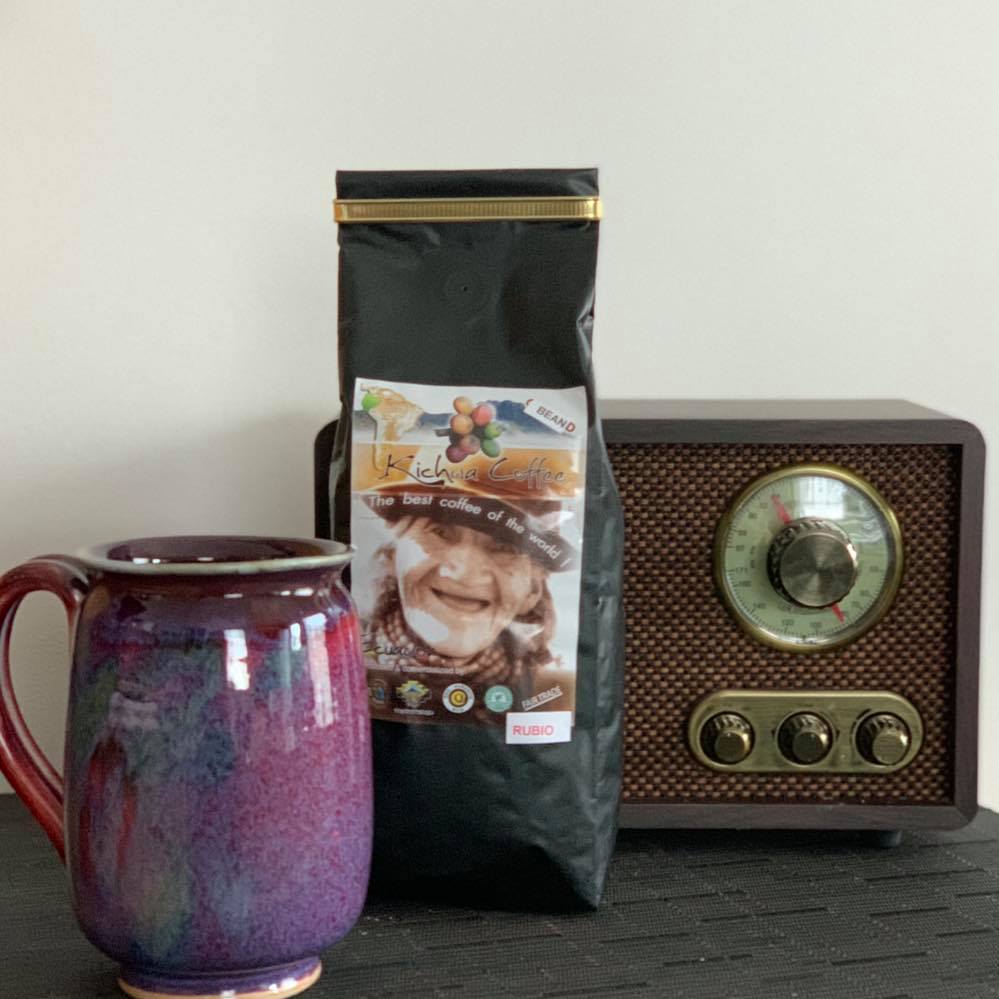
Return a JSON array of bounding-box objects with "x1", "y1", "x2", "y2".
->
[{"x1": 63, "y1": 576, "x2": 372, "y2": 976}]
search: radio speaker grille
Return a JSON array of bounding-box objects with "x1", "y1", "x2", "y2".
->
[{"x1": 608, "y1": 442, "x2": 960, "y2": 806}]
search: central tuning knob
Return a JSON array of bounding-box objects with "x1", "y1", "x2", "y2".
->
[
  {"x1": 768, "y1": 518, "x2": 859, "y2": 608},
  {"x1": 778, "y1": 712, "x2": 833, "y2": 765}
]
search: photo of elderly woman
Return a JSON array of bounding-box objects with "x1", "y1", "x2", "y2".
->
[{"x1": 354, "y1": 487, "x2": 580, "y2": 724}]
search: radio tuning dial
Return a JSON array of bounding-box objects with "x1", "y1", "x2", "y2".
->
[
  {"x1": 700, "y1": 713, "x2": 754, "y2": 765},
  {"x1": 767, "y1": 518, "x2": 859, "y2": 608},
  {"x1": 857, "y1": 713, "x2": 911, "y2": 766},
  {"x1": 714, "y1": 464, "x2": 903, "y2": 652},
  {"x1": 778, "y1": 712, "x2": 833, "y2": 765}
]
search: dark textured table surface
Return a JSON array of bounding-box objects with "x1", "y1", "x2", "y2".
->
[{"x1": 3, "y1": 796, "x2": 999, "y2": 999}]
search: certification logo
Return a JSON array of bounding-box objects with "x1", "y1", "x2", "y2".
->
[
  {"x1": 442, "y1": 683, "x2": 474, "y2": 714},
  {"x1": 368, "y1": 678, "x2": 389, "y2": 709},
  {"x1": 396, "y1": 680, "x2": 431, "y2": 709},
  {"x1": 484, "y1": 685, "x2": 514, "y2": 713}
]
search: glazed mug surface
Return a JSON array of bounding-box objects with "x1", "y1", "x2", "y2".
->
[{"x1": 0, "y1": 536, "x2": 372, "y2": 999}]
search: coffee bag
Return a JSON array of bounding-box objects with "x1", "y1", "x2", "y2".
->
[{"x1": 325, "y1": 169, "x2": 623, "y2": 908}]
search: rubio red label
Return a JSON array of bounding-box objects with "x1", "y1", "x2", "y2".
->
[{"x1": 505, "y1": 711, "x2": 572, "y2": 744}]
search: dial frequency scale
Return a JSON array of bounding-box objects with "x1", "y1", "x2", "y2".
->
[{"x1": 715, "y1": 464, "x2": 902, "y2": 653}]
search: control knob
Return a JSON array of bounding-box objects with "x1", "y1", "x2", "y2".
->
[
  {"x1": 767, "y1": 518, "x2": 859, "y2": 609},
  {"x1": 778, "y1": 712, "x2": 833, "y2": 764},
  {"x1": 700, "y1": 713, "x2": 754, "y2": 765},
  {"x1": 856, "y1": 713, "x2": 911, "y2": 766}
]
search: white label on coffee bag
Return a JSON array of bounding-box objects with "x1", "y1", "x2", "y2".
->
[
  {"x1": 523, "y1": 396, "x2": 581, "y2": 436},
  {"x1": 350, "y1": 378, "x2": 587, "y2": 738},
  {"x1": 505, "y1": 712, "x2": 573, "y2": 744}
]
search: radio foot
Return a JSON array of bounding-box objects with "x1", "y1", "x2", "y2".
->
[{"x1": 869, "y1": 830, "x2": 903, "y2": 849}]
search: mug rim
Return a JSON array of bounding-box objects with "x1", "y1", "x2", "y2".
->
[{"x1": 76, "y1": 535, "x2": 354, "y2": 576}]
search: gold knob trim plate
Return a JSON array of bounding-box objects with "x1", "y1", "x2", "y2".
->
[{"x1": 688, "y1": 690, "x2": 923, "y2": 774}]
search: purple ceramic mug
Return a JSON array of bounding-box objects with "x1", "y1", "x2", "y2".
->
[{"x1": 0, "y1": 536, "x2": 372, "y2": 999}]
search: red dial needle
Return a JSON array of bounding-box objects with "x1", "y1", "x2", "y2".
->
[{"x1": 771, "y1": 494, "x2": 791, "y2": 525}]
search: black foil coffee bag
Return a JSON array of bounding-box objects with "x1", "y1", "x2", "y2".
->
[{"x1": 325, "y1": 169, "x2": 623, "y2": 908}]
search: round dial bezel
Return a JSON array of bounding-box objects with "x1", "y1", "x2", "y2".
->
[{"x1": 713, "y1": 463, "x2": 904, "y2": 653}]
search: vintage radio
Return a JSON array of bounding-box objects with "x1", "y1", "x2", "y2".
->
[
  {"x1": 605, "y1": 400, "x2": 983, "y2": 838},
  {"x1": 315, "y1": 400, "x2": 984, "y2": 839}
]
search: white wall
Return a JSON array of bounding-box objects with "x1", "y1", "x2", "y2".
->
[{"x1": 1, "y1": 2, "x2": 996, "y2": 807}]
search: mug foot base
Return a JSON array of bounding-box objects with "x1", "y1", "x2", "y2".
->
[{"x1": 118, "y1": 957, "x2": 322, "y2": 999}]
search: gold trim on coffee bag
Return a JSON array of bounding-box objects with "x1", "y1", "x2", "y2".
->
[{"x1": 333, "y1": 196, "x2": 602, "y2": 224}]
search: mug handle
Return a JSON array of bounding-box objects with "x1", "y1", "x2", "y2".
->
[{"x1": 0, "y1": 556, "x2": 90, "y2": 860}]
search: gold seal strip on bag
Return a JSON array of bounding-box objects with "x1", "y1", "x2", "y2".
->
[{"x1": 333, "y1": 196, "x2": 602, "y2": 224}]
